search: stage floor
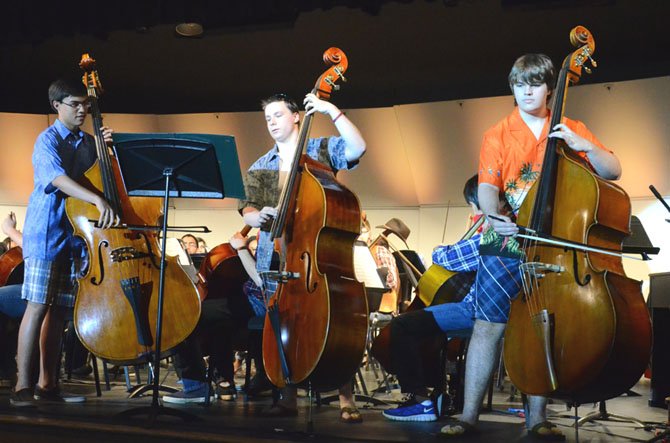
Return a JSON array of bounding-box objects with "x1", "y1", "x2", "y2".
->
[{"x1": 0, "y1": 361, "x2": 667, "y2": 442}]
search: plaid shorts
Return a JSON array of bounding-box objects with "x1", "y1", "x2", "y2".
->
[
  {"x1": 473, "y1": 254, "x2": 523, "y2": 323},
  {"x1": 21, "y1": 257, "x2": 81, "y2": 308}
]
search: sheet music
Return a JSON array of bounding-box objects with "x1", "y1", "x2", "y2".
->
[{"x1": 353, "y1": 242, "x2": 385, "y2": 289}]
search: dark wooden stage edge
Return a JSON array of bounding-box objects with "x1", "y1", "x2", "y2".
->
[{"x1": 0, "y1": 375, "x2": 667, "y2": 442}]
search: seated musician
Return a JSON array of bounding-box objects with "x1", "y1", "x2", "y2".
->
[
  {"x1": 382, "y1": 174, "x2": 502, "y2": 422},
  {"x1": 180, "y1": 234, "x2": 199, "y2": 255},
  {"x1": 196, "y1": 237, "x2": 209, "y2": 254},
  {"x1": 0, "y1": 212, "x2": 25, "y2": 385},
  {"x1": 239, "y1": 93, "x2": 366, "y2": 422},
  {"x1": 359, "y1": 214, "x2": 409, "y2": 315},
  {"x1": 162, "y1": 230, "x2": 258, "y2": 404},
  {"x1": 229, "y1": 232, "x2": 273, "y2": 396}
]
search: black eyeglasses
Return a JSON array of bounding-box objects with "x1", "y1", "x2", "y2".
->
[{"x1": 60, "y1": 100, "x2": 91, "y2": 110}]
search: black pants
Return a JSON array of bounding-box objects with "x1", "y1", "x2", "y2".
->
[
  {"x1": 0, "y1": 313, "x2": 19, "y2": 378},
  {"x1": 64, "y1": 322, "x2": 89, "y2": 371},
  {"x1": 390, "y1": 309, "x2": 442, "y2": 395},
  {"x1": 173, "y1": 296, "x2": 253, "y2": 383}
]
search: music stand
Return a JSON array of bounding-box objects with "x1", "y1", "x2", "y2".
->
[
  {"x1": 621, "y1": 215, "x2": 660, "y2": 259},
  {"x1": 112, "y1": 132, "x2": 244, "y2": 424}
]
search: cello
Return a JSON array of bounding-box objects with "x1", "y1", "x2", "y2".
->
[
  {"x1": 503, "y1": 27, "x2": 652, "y2": 404},
  {"x1": 0, "y1": 212, "x2": 24, "y2": 287},
  {"x1": 197, "y1": 225, "x2": 252, "y2": 301},
  {"x1": 0, "y1": 247, "x2": 24, "y2": 287},
  {"x1": 69, "y1": 54, "x2": 201, "y2": 364},
  {"x1": 262, "y1": 48, "x2": 368, "y2": 391}
]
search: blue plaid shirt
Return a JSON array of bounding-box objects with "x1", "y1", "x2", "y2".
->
[
  {"x1": 23, "y1": 119, "x2": 96, "y2": 261},
  {"x1": 431, "y1": 234, "x2": 481, "y2": 304},
  {"x1": 243, "y1": 279, "x2": 266, "y2": 316},
  {"x1": 240, "y1": 137, "x2": 355, "y2": 297}
]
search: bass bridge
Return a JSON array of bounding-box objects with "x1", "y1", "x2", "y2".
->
[
  {"x1": 110, "y1": 247, "x2": 151, "y2": 262},
  {"x1": 520, "y1": 262, "x2": 565, "y2": 280}
]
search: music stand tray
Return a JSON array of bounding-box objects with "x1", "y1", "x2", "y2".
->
[
  {"x1": 113, "y1": 132, "x2": 245, "y2": 200},
  {"x1": 111, "y1": 132, "x2": 244, "y2": 424}
]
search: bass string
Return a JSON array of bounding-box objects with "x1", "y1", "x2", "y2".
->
[{"x1": 520, "y1": 236, "x2": 541, "y2": 317}]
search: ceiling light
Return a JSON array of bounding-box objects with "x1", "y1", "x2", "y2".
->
[{"x1": 175, "y1": 22, "x2": 204, "y2": 37}]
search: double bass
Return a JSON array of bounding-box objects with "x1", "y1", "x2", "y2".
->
[
  {"x1": 503, "y1": 27, "x2": 651, "y2": 404},
  {"x1": 69, "y1": 54, "x2": 201, "y2": 364},
  {"x1": 262, "y1": 48, "x2": 368, "y2": 391}
]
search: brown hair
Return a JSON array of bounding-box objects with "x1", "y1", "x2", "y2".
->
[
  {"x1": 260, "y1": 93, "x2": 299, "y2": 114},
  {"x1": 463, "y1": 174, "x2": 479, "y2": 208},
  {"x1": 508, "y1": 53, "x2": 556, "y2": 93},
  {"x1": 48, "y1": 78, "x2": 87, "y2": 112}
]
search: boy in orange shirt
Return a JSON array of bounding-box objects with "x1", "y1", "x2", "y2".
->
[{"x1": 440, "y1": 54, "x2": 621, "y2": 440}]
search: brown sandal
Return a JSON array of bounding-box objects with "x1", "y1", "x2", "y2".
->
[
  {"x1": 528, "y1": 421, "x2": 566, "y2": 441},
  {"x1": 439, "y1": 420, "x2": 477, "y2": 438},
  {"x1": 340, "y1": 406, "x2": 363, "y2": 423}
]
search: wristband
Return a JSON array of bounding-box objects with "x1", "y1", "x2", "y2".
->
[{"x1": 332, "y1": 111, "x2": 344, "y2": 123}]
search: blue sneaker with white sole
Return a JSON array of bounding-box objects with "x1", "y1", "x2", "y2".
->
[
  {"x1": 382, "y1": 398, "x2": 437, "y2": 422},
  {"x1": 162, "y1": 383, "x2": 214, "y2": 404}
]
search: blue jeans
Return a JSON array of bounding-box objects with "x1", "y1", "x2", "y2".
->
[
  {"x1": 391, "y1": 302, "x2": 475, "y2": 394},
  {"x1": 426, "y1": 299, "x2": 475, "y2": 333},
  {"x1": 0, "y1": 284, "x2": 26, "y2": 318}
]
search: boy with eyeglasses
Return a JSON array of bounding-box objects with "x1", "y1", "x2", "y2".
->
[{"x1": 10, "y1": 78, "x2": 118, "y2": 406}]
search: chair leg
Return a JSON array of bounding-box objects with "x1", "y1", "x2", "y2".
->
[
  {"x1": 450, "y1": 338, "x2": 469, "y2": 415},
  {"x1": 204, "y1": 357, "x2": 213, "y2": 407},
  {"x1": 134, "y1": 365, "x2": 141, "y2": 384},
  {"x1": 90, "y1": 356, "x2": 102, "y2": 397},
  {"x1": 102, "y1": 360, "x2": 111, "y2": 391},
  {"x1": 244, "y1": 346, "x2": 253, "y2": 392},
  {"x1": 355, "y1": 368, "x2": 369, "y2": 396},
  {"x1": 434, "y1": 340, "x2": 449, "y2": 417},
  {"x1": 271, "y1": 386, "x2": 280, "y2": 404},
  {"x1": 123, "y1": 366, "x2": 132, "y2": 391},
  {"x1": 61, "y1": 320, "x2": 76, "y2": 381}
]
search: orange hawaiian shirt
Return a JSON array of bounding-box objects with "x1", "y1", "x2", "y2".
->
[{"x1": 478, "y1": 107, "x2": 607, "y2": 212}]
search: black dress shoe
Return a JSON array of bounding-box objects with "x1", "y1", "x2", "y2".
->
[
  {"x1": 246, "y1": 374, "x2": 272, "y2": 397},
  {"x1": 259, "y1": 403, "x2": 297, "y2": 417},
  {"x1": 70, "y1": 364, "x2": 93, "y2": 377}
]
